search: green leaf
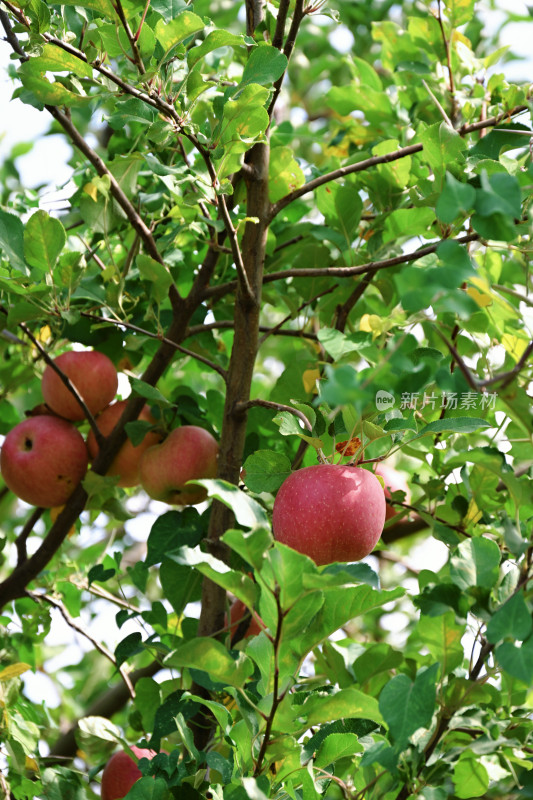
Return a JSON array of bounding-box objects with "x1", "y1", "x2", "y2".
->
[
  {"x1": 239, "y1": 45, "x2": 288, "y2": 91},
  {"x1": 193, "y1": 479, "x2": 269, "y2": 528},
  {"x1": 164, "y1": 637, "x2": 254, "y2": 687},
  {"x1": 0, "y1": 208, "x2": 27, "y2": 273},
  {"x1": 268, "y1": 146, "x2": 305, "y2": 203},
  {"x1": 24, "y1": 210, "x2": 66, "y2": 272},
  {"x1": 436, "y1": 172, "x2": 476, "y2": 223},
  {"x1": 146, "y1": 509, "x2": 205, "y2": 566},
  {"x1": 453, "y1": 754, "x2": 490, "y2": 799},
  {"x1": 187, "y1": 29, "x2": 248, "y2": 69},
  {"x1": 383, "y1": 207, "x2": 435, "y2": 243},
  {"x1": 129, "y1": 377, "x2": 171, "y2": 406},
  {"x1": 137, "y1": 254, "x2": 174, "y2": 303},
  {"x1": 475, "y1": 171, "x2": 522, "y2": 219},
  {"x1": 242, "y1": 450, "x2": 292, "y2": 493},
  {"x1": 414, "y1": 417, "x2": 491, "y2": 438},
  {"x1": 32, "y1": 43, "x2": 93, "y2": 79},
  {"x1": 115, "y1": 632, "x2": 144, "y2": 667},
  {"x1": 379, "y1": 663, "x2": 439, "y2": 748},
  {"x1": 59, "y1": 0, "x2": 115, "y2": 17},
  {"x1": 412, "y1": 612, "x2": 464, "y2": 674},
  {"x1": 450, "y1": 538, "x2": 501, "y2": 591},
  {"x1": 494, "y1": 636, "x2": 533, "y2": 684},
  {"x1": 487, "y1": 591, "x2": 533, "y2": 644},
  {"x1": 17, "y1": 60, "x2": 91, "y2": 107},
  {"x1": 154, "y1": 10, "x2": 204, "y2": 51},
  {"x1": 302, "y1": 687, "x2": 383, "y2": 727},
  {"x1": 314, "y1": 732, "x2": 363, "y2": 768}
]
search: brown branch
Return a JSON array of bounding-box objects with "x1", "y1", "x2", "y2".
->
[
  {"x1": 28, "y1": 590, "x2": 136, "y2": 697},
  {"x1": 334, "y1": 274, "x2": 374, "y2": 332},
  {"x1": 270, "y1": 104, "x2": 530, "y2": 219},
  {"x1": 434, "y1": 328, "x2": 480, "y2": 392},
  {"x1": 235, "y1": 399, "x2": 313, "y2": 431},
  {"x1": 479, "y1": 340, "x2": 533, "y2": 390},
  {"x1": 47, "y1": 659, "x2": 162, "y2": 763},
  {"x1": 261, "y1": 232, "x2": 480, "y2": 282},
  {"x1": 268, "y1": 0, "x2": 305, "y2": 118},
  {"x1": 113, "y1": 0, "x2": 145, "y2": 74},
  {"x1": 15, "y1": 507, "x2": 45, "y2": 567},
  {"x1": 79, "y1": 312, "x2": 228, "y2": 381}
]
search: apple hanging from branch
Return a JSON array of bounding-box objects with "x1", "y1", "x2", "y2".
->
[
  {"x1": 100, "y1": 746, "x2": 158, "y2": 800},
  {"x1": 0, "y1": 416, "x2": 89, "y2": 508},
  {"x1": 139, "y1": 425, "x2": 219, "y2": 505},
  {"x1": 272, "y1": 464, "x2": 386, "y2": 565},
  {"x1": 41, "y1": 350, "x2": 118, "y2": 421},
  {"x1": 86, "y1": 400, "x2": 162, "y2": 487}
]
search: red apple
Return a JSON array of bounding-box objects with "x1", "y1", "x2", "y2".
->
[
  {"x1": 101, "y1": 746, "x2": 157, "y2": 800},
  {"x1": 226, "y1": 599, "x2": 263, "y2": 640},
  {"x1": 86, "y1": 401, "x2": 161, "y2": 487},
  {"x1": 0, "y1": 416, "x2": 89, "y2": 507},
  {"x1": 139, "y1": 425, "x2": 218, "y2": 506},
  {"x1": 41, "y1": 350, "x2": 118, "y2": 421},
  {"x1": 272, "y1": 464, "x2": 386, "y2": 565},
  {"x1": 375, "y1": 463, "x2": 410, "y2": 520}
]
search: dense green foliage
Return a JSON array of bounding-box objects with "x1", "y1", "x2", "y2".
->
[{"x1": 0, "y1": 0, "x2": 532, "y2": 798}]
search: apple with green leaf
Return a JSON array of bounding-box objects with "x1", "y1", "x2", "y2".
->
[
  {"x1": 139, "y1": 425, "x2": 218, "y2": 505},
  {"x1": 272, "y1": 464, "x2": 386, "y2": 565},
  {"x1": 100, "y1": 746, "x2": 158, "y2": 800}
]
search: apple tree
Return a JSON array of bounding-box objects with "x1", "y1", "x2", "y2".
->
[{"x1": 0, "y1": 0, "x2": 532, "y2": 798}]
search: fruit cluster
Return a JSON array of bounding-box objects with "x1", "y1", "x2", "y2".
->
[{"x1": 0, "y1": 350, "x2": 218, "y2": 509}]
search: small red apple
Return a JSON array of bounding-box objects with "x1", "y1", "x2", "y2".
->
[
  {"x1": 86, "y1": 401, "x2": 161, "y2": 487},
  {"x1": 41, "y1": 350, "x2": 118, "y2": 421},
  {"x1": 100, "y1": 746, "x2": 157, "y2": 800},
  {"x1": 0, "y1": 416, "x2": 89, "y2": 507},
  {"x1": 226, "y1": 599, "x2": 263, "y2": 640},
  {"x1": 272, "y1": 464, "x2": 386, "y2": 565},
  {"x1": 139, "y1": 425, "x2": 218, "y2": 506},
  {"x1": 375, "y1": 463, "x2": 410, "y2": 520}
]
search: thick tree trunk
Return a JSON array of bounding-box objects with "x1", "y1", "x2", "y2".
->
[{"x1": 198, "y1": 140, "x2": 270, "y2": 638}]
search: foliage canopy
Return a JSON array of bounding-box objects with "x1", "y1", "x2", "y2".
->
[{"x1": 0, "y1": 0, "x2": 532, "y2": 798}]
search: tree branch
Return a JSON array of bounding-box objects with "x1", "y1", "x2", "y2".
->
[{"x1": 270, "y1": 104, "x2": 530, "y2": 219}]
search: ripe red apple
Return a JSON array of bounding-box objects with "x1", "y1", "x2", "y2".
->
[
  {"x1": 86, "y1": 401, "x2": 161, "y2": 487},
  {"x1": 101, "y1": 746, "x2": 157, "y2": 800},
  {"x1": 375, "y1": 463, "x2": 410, "y2": 520},
  {"x1": 272, "y1": 464, "x2": 386, "y2": 565},
  {"x1": 0, "y1": 416, "x2": 89, "y2": 507},
  {"x1": 139, "y1": 425, "x2": 218, "y2": 505},
  {"x1": 226, "y1": 599, "x2": 263, "y2": 640},
  {"x1": 41, "y1": 350, "x2": 118, "y2": 421}
]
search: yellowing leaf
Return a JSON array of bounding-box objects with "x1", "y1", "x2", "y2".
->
[
  {"x1": 25, "y1": 756, "x2": 39, "y2": 772},
  {"x1": 465, "y1": 498, "x2": 482, "y2": 525},
  {"x1": 466, "y1": 286, "x2": 492, "y2": 307},
  {"x1": 0, "y1": 663, "x2": 32, "y2": 681},
  {"x1": 502, "y1": 334, "x2": 529, "y2": 360},
  {"x1": 83, "y1": 181, "x2": 99, "y2": 202},
  {"x1": 302, "y1": 368, "x2": 320, "y2": 394},
  {"x1": 359, "y1": 313, "x2": 389, "y2": 339}
]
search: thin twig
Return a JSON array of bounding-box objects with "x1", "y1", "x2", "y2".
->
[
  {"x1": 234, "y1": 399, "x2": 313, "y2": 431},
  {"x1": 28, "y1": 590, "x2": 136, "y2": 698},
  {"x1": 18, "y1": 323, "x2": 104, "y2": 442},
  {"x1": 79, "y1": 312, "x2": 228, "y2": 380},
  {"x1": 113, "y1": 0, "x2": 145, "y2": 73}
]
